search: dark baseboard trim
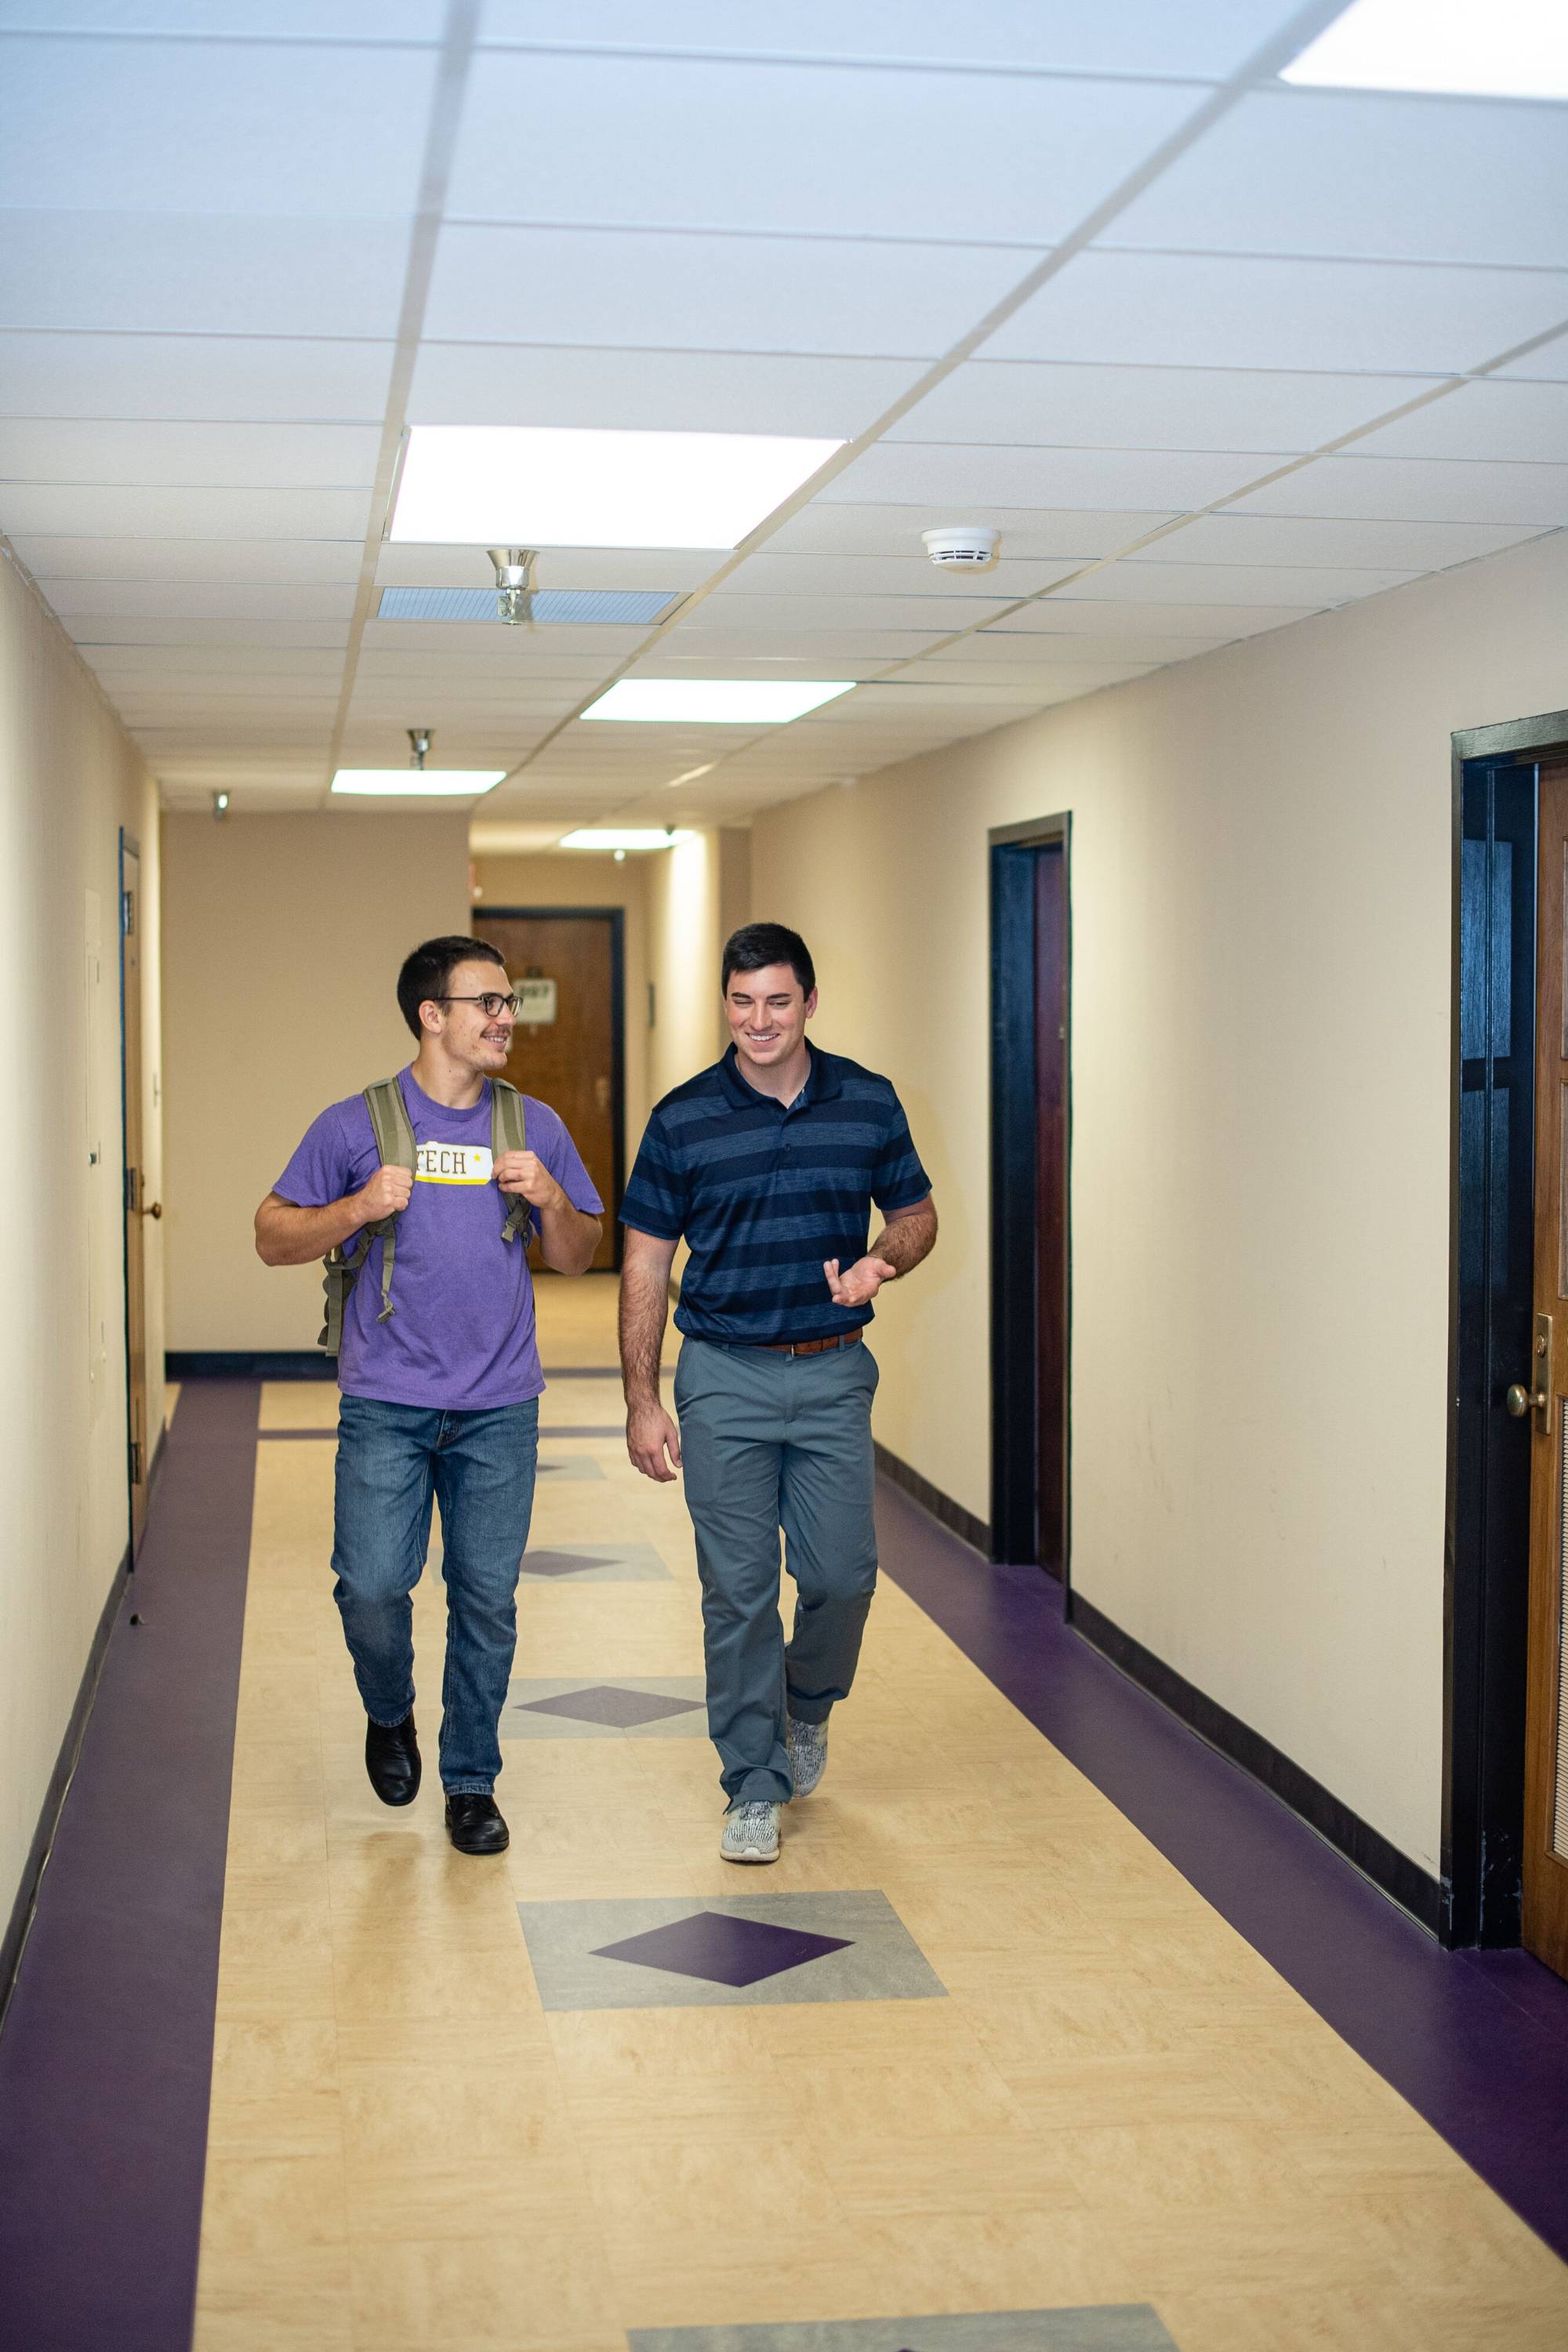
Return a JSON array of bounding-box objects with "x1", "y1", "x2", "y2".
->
[
  {"x1": 167, "y1": 1349, "x2": 334, "y2": 1381},
  {"x1": 1068, "y1": 1589, "x2": 1444, "y2": 1935},
  {"x1": 874, "y1": 1442, "x2": 990, "y2": 1558},
  {"x1": 0, "y1": 1544, "x2": 131, "y2": 2034}
]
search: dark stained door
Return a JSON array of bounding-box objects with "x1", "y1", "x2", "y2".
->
[
  {"x1": 1034, "y1": 846, "x2": 1068, "y2": 1577},
  {"x1": 1523, "y1": 764, "x2": 1568, "y2": 1975},
  {"x1": 472, "y1": 909, "x2": 622, "y2": 1271},
  {"x1": 121, "y1": 841, "x2": 151, "y2": 1548}
]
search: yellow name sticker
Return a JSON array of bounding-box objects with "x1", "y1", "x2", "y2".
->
[{"x1": 415, "y1": 1142, "x2": 494, "y2": 1187}]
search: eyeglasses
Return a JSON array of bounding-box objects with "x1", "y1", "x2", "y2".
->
[{"x1": 434, "y1": 992, "x2": 522, "y2": 1019}]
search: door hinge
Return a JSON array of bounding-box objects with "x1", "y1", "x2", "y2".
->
[
  {"x1": 124, "y1": 1165, "x2": 139, "y2": 1214},
  {"x1": 130, "y1": 1439, "x2": 143, "y2": 1485},
  {"x1": 121, "y1": 889, "x2": 135, "y2": 938}
]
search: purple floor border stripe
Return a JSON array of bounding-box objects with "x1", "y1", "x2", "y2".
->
[
  {"x1": 875, "y1": 1476, "x2": 1568, "y2": 2265},
  {"x1": 0, "y1": 1381, "x2": 259, "y2": 2352}
]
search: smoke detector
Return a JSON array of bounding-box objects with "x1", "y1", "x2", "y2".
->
[
  {"x1": 486, "y1": 546, "x2": 536, "y2": 626},
  {"x1": 921, "y1": 525, "x2": 1000, "y2": 571}
]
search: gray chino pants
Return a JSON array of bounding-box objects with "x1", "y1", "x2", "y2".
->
[{"x1": 673, "y1": 1334, "x2": 880, "y2": 1806}]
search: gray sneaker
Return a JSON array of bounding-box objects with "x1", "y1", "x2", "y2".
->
[
  {"x1": 720, "y1": 1799, "x2": 780, "y2": 1864},
  {"x1": 786, "y1": 1713, "x2": 829, "y2": 1798}
]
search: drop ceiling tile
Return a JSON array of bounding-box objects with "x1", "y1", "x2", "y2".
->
[
  {"x1": 1232, "y1": 455, "x2": 1568, "y2": 527},
  {"x1": 408, "y1": 344, "x2": 923, "y2": 437},
  {"x1": 67, "y1": 618, "x2": 350, "y2": 648},
  {"x1": 899, "y1": 655, "x2": 1157, "y2": 687},
  {"x1": 764, "y1": 502, "x2": 1178, "y2": 559},
  {"x1": 0, "y1": 212, "x2": 412, "y2": 336},
  {"x1": 0, "y1": 420, "x2": 379, "y2": 487},
  {"x1": 994, "y1": 598, "x2": 1318, "y2": 637},
  {"x1": 84, "y1": 643, "x2": 346, "y2": 674},
  {"x1": 360, "y1": 619, "x2": 642, "y2": 658},
  {"x1": 1103, "y1": 90, "x2": 1568, "y2": 270},
  {"x1": 3, "y1": 485, "x2": 370, "y2": 541},
  {"x1": 479, "y1": 0, "x2": 1299, "y2": 77},
  {"x1": 448, "y1": 51, "x2": 1197, "y2": 242},
  {"x1": 1494, "y1": 331, "x2": 1568, "y2": 384},
  {"x1": 1128, "y1": 511, "x2": 1550, "y2": 570},
  {"x1": 920, "y1": 626, "x2": 1232, "y2": 661},
  {"x1": 1346, "y1": 381, "x2": 1568, "y2": 466},
  {"x1": 818, "y1": 441, "x2": 1269, "y2": 510},
  {"x1": 691, "y1": 592, "x2": 1011, "y2": 632},
  {"x1": 0, "y1": 36, "x2": 437, "y2": 215},
  {"x1": 375, "y1": 544, "x2": 713, "y2": 591},
  {"x1": 423, "y1": 224, "x2": 1042, "y2": 358},
  {"x1": 727, "y1": 551, "x2": 1079, "y2": 598},
  {"x1": 16, "y1": 536, "x2": 365, "y2": 584},
  {"x1": 887, "y1": 358, "x2": 1433, "y2": 455},
  {"x1": 985, "y1": 251, "x2": 1568, "y2": 376},
  {"x1": 4, "y1": 2, "x2": 442, "y2": 26},
  {"x1": 46, "y1": 579, "x2": 358, "y2": 619},
  {"x1": 1048, "y1": 558, "x2": 1417, "y2": 605},
  {"x1": 0, "y1": 332, "x2": 395, "y2": 423},
  {"x1": 630, "y1": 630, "x2": 942, "y2": 662}
]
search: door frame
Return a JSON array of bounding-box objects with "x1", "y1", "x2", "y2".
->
[
  {"x1": 117, "y1": 827, "x2": 146, "y2": 1558},
  {"x1": 1447, "y1": 710, "x2": 1568, "y2": 1946},
  {"x1": 476, "y1": 905, "x2": 626, "y2": 1270},
  {"x1": 988, "y1": 813, "x2": 1072, "y2": 1573}
]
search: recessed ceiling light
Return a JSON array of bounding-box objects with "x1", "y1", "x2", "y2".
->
[
  {"x1": 1281, "y1": 0, "x2": 1568, "y2": 98},
  {"x1": 389, "y1": 427, "x2": 844, "y2": 550},
  {"x1": 582, "y1": 681, "x2": 855, "y2": 724},
  {"x1": 330, "y1": 769, "x2": 506, "y2": 797},
  {"x1": 558, "y1": 828, "x2": 697, "y2": 851}
]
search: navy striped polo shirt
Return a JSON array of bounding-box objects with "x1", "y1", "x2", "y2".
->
[{"x1": 620, "y1": 1044, "x2": 931, "y2": 1345}]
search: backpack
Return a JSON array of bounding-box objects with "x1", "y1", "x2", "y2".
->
[{"x1": 318, "y1": 1076, "x2": 530, "y2": 1354}]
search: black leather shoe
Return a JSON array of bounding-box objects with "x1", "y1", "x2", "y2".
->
[
  {"x1": 445, "y1": 1794, "x2": 509, "y2": 1855},
  {"x1": 365, "y1": 1711, "x2": 420, "y2": 1806}
]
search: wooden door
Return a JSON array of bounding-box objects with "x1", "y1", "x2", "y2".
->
[
  {"x1": 1524, "y1": 762, "x2": 1568, "y2": 1973},
  {"x1": 1034, "y1": 847, "x2": 1069, "y2": 1577},
  {"x1": 472, "y1": 910, "x2": 622, "y2": 1271},
  {"x1": 121, "y1": 842, "x2": 151, "y2": 1547}
]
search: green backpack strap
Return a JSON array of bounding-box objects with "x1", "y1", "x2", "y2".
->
[
  {"x1": 318, "y1": 1076, "x2": 416, "y2": 1352},
  {"x1": 491, "y1": 1078, "x2": 532, "y2": 1247}
]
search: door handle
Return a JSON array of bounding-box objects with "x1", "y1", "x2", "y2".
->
[
  {"x1": 1507, "y1": 1314, "x2": 1554, "y2": 1430},
  {"x1": 140, "y1": 1200, "x2": 162, "y2": 1220}
]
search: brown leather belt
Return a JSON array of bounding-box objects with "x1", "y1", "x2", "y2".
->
[{"x1": 753, "y1": 1330, "x2": 862, "y2": 1356}]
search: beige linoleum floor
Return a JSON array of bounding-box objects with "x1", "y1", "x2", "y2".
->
[{"x1": 192, "y1": 1276, "x2": 1568, "y2": 2351}]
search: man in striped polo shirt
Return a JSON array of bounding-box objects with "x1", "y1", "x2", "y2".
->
[{"x1": 619, "y1": 921, "x2": 938, "y2": 1864}]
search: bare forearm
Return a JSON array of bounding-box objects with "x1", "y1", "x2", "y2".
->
[
  {"x1": 619, "y1": 1243, "x2": 673, "y2": 1405},
  {"x1": 537, "y1": 1199, "x2": 601, "y2": 1275},
  {"x1": 254, "y1": 1191, "x2": 365, "y2": 1268},
  {"x1": 872, "y1": 1200, "x2": 938, "y2": 1277}
]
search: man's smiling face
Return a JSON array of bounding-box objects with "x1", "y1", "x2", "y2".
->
[
  {"x1": 724, "y1": 961, "x2": 816, "y2": 1076},
  {"x1": 423, "y1": 956, "x2": 517, "y2": 1074}
]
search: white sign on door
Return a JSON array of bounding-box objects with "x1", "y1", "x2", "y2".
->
[{"x1": 515, "y1": 977, "x2": 557, "y2": 1025}]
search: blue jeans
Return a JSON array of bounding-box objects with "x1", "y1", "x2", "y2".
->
[{"x1": 331, "y1": 1395, "x2": 539, "y2": 1794}]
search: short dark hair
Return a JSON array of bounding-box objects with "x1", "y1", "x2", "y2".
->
[
  {"x1": 721, "y1": 921, "x2": 815, "y2": 1000},
  {"x1": 396, "y1": 935, "x2": 505, "y2": 1039}
]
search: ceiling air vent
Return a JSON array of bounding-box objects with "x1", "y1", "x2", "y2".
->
[{"x1": 376, "y1": 587, "x2": 677, "y2": 624}]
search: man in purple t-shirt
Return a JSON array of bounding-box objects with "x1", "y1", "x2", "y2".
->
[{"x1": 255, "y1": 935, "x2": 603, "y2": 1855}]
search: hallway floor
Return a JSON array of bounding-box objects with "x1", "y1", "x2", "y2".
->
[{"x1": 9, "y1": 1279, "x2": 1568, "y2": 2350}]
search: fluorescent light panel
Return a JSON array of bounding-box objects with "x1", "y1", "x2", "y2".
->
[
  {"x1": 583, "y1": 680, "x2": 855, "y2": 724},
  {"x1": 559, "y1": 829, "x2": 696, "y2": 850},
  {"x1": 1282, "y1": 0, "x2": 1568, "y2": 97},
  {"x1": 331, "y1": 768, "x2": 506, "y2": 797},
  {"x1": 390, "y1": 427, "x2": 844, "y2": 550}
]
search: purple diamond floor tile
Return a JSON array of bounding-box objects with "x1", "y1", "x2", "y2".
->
[
  {"x1": 521, "y1": 1684, "x2": 703, "y2": 1730},
  {"x1": 591, "y1": 1909, "x2": 853, "y2": 1988}
]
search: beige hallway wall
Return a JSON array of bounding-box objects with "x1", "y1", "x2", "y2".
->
[
  {"x1": 646, "y1": 825, "x2": 752, "y2": 1105},
  {"x1": 162, "y1": 812, "x2": 470, "y2": 1354},
  {"x1": 0, "y1": 546, "x2": 163, "y2": 1923},
  {"x1": 752, "y1": 525, "x2": 1568, "y2": 1878}
]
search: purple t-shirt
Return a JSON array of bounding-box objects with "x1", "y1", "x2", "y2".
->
[{"x1": 274, "y1": 1068, "x2": 602, "y2": 1411}]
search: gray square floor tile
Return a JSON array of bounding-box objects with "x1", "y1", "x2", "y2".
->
[
  {"x1": 517, "y1": 1889, "x2": 946, "y2": 2011},
  {"x1": 502, "y1": 1676, "x2": 707, "y2": 1740},
  {"x1": 518, "y1": 1540, "x2": 672, "y2": 1582},
  {"x1": 627, "y1": 2314, "x2": 1179, "y2": 2352}
]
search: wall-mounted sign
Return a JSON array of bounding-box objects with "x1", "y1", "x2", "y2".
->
[{"x1": 515, "y1": 976, "x2": 557, "y2": 1025}]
